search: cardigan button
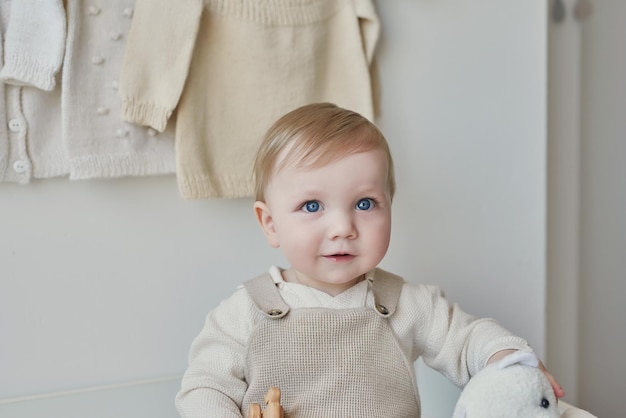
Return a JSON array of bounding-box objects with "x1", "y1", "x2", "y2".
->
[
  {"x1": 267, "y1": 309, "x2": 283, "y2": 316},
  {"x1": 13, "y1": 160, "x2": 28, "y2": 174},
  {"x1": 376, "y1": 304, "x2": 389, "y2": 315},
  {"x1": 8, "y1": 118, "x2": 22, "y2": 132}
]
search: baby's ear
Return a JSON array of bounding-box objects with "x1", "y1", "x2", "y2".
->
[
  {"x1": 253, "y1": 201, "x2": 279, "y2": 248},
  {"x1": 495, "y1": 351, "x2": 539, "y2": 370}
]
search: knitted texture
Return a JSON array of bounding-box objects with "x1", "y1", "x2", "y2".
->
[
  {"x1": 244, "y1": 308, "x2": 420, "y2": 417},
  {"x1": 0, "y1": 0, "x2": 176, "y2": 184},
  {"x1": 61, "y1": 0, "x2": 175, "y2": 180},
  {"x1": 0, "y1": 0, "x2": 66, "y2": 91},
  {"x1": 120, "y1": 0, "x2": 380, "y2": 199},
  {"x1": 175, "y1": 267, "x2": 532, "y2": 417},
  {"x1": 0, "y1": 1, "x2": 67, "y2": 183}
]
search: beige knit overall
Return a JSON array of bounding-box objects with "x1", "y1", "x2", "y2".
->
[{"x1": 242, "y1": 272, "x2": 421, "y2": 417}]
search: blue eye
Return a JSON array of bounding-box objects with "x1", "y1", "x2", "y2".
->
[
  {"x1": 356, "y1": 198, "x2": 374, "y2": 211},
  {"x1": 303, "y1": 200, "x2": 320, "y2": 213}
]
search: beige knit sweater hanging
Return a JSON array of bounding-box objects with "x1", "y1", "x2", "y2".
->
[{"x1": 120, "y1": 0, "x2": 380, "y2": 199}]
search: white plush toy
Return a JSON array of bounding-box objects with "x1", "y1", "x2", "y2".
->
[{"x1": 453, "y1": 351, "x2": 597, "y2": 418}]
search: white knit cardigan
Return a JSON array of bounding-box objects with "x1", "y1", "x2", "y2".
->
[{"x1": 0, "y1": 0, "x2": 175, "y2": 184}]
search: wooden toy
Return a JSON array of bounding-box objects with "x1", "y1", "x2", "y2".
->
[
  {"x1": 247, "y1": 387, "x2": 284, "y2": 418},
  {"x1": 247, "y1": 403, "x2": 262, "y2": 418}
]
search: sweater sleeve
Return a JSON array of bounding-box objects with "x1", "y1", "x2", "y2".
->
[
  {"x1": 119, "y1": 0, "x2": 203, "y2": 132},
  {"x1": 0, "y1": 0, "x2": 66, "y2": 91},
  {"x1": 353, "y1": 0, "x2": 381, "y2": 117},
  {"x1": 175, "y1": 289, "x2": 253, "y2": 418},
  {"x1": 353, "y1": 0, "x2": 379, "y2": 66},
  {"x1": 399, "y1": 284, "x2": 532, "y2": 387}
]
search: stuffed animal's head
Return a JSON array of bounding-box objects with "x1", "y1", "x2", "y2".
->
[{"x1": 453, "y1": 351, "x2": 560, "y2": 418}]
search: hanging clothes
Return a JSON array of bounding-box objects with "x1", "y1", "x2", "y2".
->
[
  {"x1": 0, "y1": 0, "x2": 66, "y2": 91},
  {"x1": 0, "y1": 0, "x2": 176, "y2": 185},
  {"x1": 120, "y1": 0, "x2": 380, "y2": 199}
]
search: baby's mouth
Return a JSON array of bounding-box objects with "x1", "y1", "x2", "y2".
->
[{"x1": 324, "y1": 253, "x2": 355, "y2": 262}]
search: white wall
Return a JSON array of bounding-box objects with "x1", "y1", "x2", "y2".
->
[{"x1": 0, "y1": 2, "x2": 547, "y2": 417}]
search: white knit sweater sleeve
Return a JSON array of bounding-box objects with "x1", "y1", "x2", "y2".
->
[
  {"x1": 0, "y1": 0, "x2": 66, "y2": 91},
  {"x1": 175, "y1": 288, "x2": 254, "y2": 418},
  {"x1": 394, "y1": 283, "x2": 532, "y2": 387},
  {"x1": 119, "y1": 0, "x2": 203, "y2": 132}
]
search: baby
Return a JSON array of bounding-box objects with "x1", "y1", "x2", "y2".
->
[{"x1": 175, "y1": 102, "x2": 562, "y2": 417}]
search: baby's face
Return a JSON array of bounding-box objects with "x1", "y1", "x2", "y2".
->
[{"x1": 259, "y1": 149, "x2": 392, "y2": 295}]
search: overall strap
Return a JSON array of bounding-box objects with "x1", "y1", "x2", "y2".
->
[
  {"x1": 371, "y1": 269, "x2": 405, "y2": 317},
  {"x1": 243, "y1": 273, "x2": 290, "y2": 319}
]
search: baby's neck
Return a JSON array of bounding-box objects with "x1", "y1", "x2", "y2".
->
[{"x1": 282, "y1": 268, "x2": 364, "y2": 296}]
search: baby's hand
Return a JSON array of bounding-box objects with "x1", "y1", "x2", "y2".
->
[{"x1": 538, "y1": 360, "x2": 566, "y2": 399}]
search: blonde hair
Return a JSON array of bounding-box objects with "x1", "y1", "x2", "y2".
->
[{"x1": 253, "y1": 102, "x2": 395, "y2": 201}]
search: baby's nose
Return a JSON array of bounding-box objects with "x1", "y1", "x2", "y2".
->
[{"x1": 327, "y1": 211, "x2": 357, "y2": 239}]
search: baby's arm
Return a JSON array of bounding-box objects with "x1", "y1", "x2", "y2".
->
[
  {"x1": 403, "y1": 284, "x2": 532, "y2": 386},
  {"x1": 487, "y1": 349, "x2": 565, "y2": 399},
  {"x1": 175, "y1": 289, "x2": 253, "y2": 418}
]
